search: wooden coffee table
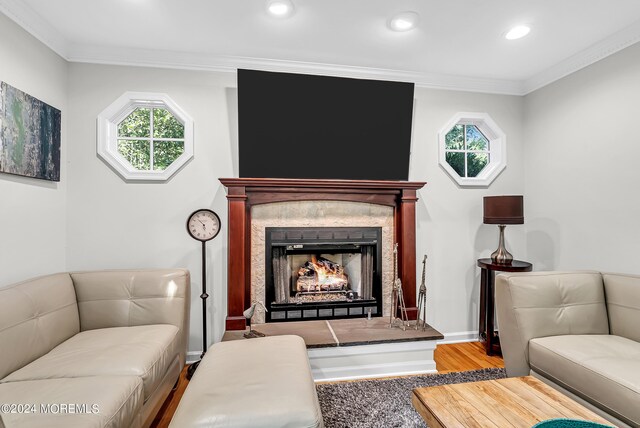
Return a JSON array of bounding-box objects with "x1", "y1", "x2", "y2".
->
[{"x1": 412, "y1": 376, "x2": 613, "y2": 427}]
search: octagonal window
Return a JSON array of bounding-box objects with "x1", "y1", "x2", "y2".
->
[
  {"x1": 97, "y1": 92, "x2": 193, "y2": 181},
  {"x1": 438, "y1": 113, "x2": 506, "y2": 187}
]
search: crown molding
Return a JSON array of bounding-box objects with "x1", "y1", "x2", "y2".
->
[
  {"x1": 523, "y1": 19, "x2": 640, "y2": 94},
  {"x1": 0, "y1": 0, "x2": 68, "y2": 58},
  {"x1": 67, "y1": 43, "x2": 525, "y2": 95},
  {"x1": 2, "y1": 1, "x2": 640, "y2": 96}
]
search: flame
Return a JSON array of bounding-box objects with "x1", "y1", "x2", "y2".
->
[{"x1": 297, "y1": 255, "x2": 348, "y2": 291}]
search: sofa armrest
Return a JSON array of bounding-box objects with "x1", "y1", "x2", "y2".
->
[
  {"x1": 495, "y1": 271, "x2": 609, "y2": 377},
  {"x1": 70, "y1": 269, "x2": 190, "y2": 366}
]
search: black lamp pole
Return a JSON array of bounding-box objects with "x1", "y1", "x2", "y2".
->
[{"x1": 187, "y1": 240, "x2": 209, "y2": 380}]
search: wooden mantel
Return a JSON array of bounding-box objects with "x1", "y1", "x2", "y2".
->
[{"x1": 219, "y1": 177, "x2": 426, "y2": 330}]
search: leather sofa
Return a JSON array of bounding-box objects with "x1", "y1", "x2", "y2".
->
[
  {"x1": 0, "y1": 269, "x2": 190, "y2": 428},
  {"x1": 495, "y1": 271, "x2": 640, "y2": 428}
]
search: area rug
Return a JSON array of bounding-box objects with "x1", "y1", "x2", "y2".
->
[{"x1": 316, "y1": 368, "x2": 506, "y2": 428}]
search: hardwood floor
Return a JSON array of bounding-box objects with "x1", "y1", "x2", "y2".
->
[
  {"x1": 150, "y1": 366, "x2": 190, "y2": 428},
  {"x1": 149, "y1": 341, "x2": 504, "y2": 428},
  {"x1": 435, "y1": 341, "x2": 504, "y2": 373}
]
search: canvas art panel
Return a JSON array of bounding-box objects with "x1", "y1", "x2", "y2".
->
[{"x1": 0, "y1": 82, "x2": 61, "y2": 181}]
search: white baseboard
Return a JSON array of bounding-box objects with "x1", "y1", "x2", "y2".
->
[
  {"x1": 186, "y1": 351, "x2": 201, "y2": 364},
  {"x1": 308, "y1": 340, "x2": 437, "y2": 382},
  {"x1": 437, "y1": 330, "x2": 478, "y2": 345}
]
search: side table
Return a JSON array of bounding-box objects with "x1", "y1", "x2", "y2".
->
[{"x1": 477, "y1": 258, "x2": 532, "y2": 356}]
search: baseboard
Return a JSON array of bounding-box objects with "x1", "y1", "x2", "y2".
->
[
  {"x1": 186, "y1": 351, "x2": 201, "y2": 364},
  {"x1": 437, "y1": 331, "x2": 478, "y2": 345},
  {"x1": 308, "y1": 340, "x2": 438, "y2": 382}
]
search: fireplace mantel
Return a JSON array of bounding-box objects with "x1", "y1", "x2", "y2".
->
[{"x1": 220, "y1": 177, "x2": 426, "y2": 330}]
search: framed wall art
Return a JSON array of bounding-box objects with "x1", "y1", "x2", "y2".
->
[{"x1": 0, "y1": 82, "x2": 61, "y2": 181}]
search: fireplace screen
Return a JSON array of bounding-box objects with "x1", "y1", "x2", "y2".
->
[{"x1": 265, "y1": 227, "x2": 382, "y2": 321}]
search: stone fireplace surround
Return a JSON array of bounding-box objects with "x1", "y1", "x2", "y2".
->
[
  {"x1": 220, "y1": 178, "x2": 426, "y2": 331},
  {"x1": 256, "y1": 210, "x2": 388, "y2": 324}
]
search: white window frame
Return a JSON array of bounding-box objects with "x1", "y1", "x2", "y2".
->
[
  {"x1": 97, "y1": 92, "x2": 194, "y2": 181},
  {"x1": 438, "y1": 112, "x2": 506, "y2": 187}
]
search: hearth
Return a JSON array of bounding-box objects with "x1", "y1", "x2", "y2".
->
[{"x1": 265, "y1": 227, "x2": 382, "y2": 321}]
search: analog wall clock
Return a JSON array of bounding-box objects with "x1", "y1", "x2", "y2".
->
[{"x1": 187, "y1": 209, "x2": 221, "y2": 242}]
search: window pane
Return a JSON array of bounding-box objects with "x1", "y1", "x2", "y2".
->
[
  {"x1": 153, "y1": 108, "x2": 184, "y2": 139},
  {"x1": 118, "y1": 108, "x2": 150, "y2": 138},
  {"x1": 467, "y1": 152, "x2": 489, "y2": 177},
  {"x1": 445, "y1": 125, "x2": 464, "y2": 150},
  {"x1": 446, "y1": 151, "x2": 465, "y2": 177},
  {"x1": 466, "y1": 125, "x2": 489, "y2": 151},
  {"x1": 118, "y1": 140, "x2": 150, "y2": 170},
  {"x1": 153, "y1": 141, "x2": 184, "y2": 171}
]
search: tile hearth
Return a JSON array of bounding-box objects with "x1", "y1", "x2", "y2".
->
[{"x1": 223, "y1": 318, "x2": 442, "y2": 348}]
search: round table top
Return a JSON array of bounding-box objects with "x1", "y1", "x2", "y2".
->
[{"x1": 477, "y1": 258, "x2": 533, "y2": 272}]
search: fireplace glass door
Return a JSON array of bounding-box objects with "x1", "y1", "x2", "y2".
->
[{"x1": 265, "y1": 227, "x2": 382, "y2": 322}]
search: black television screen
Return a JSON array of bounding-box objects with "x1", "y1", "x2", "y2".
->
[{"x1": 237, "y1": 69, "x2": 414, "y2": 181}]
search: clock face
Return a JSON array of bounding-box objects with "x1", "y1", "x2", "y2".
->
[{"x1": 187, "y1": 209, "x2": 221, "y2": 242}]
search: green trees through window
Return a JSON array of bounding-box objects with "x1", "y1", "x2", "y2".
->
[
  {"x1": 444, "y1": 124, "x2": 490, "y2": 178},
  {"x1": 117, "y1": 107, "x2": 185, "y2": 171}
]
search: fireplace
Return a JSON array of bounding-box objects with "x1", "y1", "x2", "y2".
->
[
  {"x1": 219, "y1": 178, "x2": 426, "y2": 331},
  {"x1": 265, "y1": 227, "x2": 382, "y2": 321}
]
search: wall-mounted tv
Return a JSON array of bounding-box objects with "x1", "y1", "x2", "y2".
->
[{"x1": 237, "y1": 69, "x2": 414, "y2": 181}]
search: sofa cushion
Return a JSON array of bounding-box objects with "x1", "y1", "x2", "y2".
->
[
  {"x1": 0, "y1": 273, "x2": 79, "y2": 380},
  {"x1": 529, "y1": 334, "x2": 640, "y2": 426},
  {"x1": 1, "y1": 325, "x2": 178, "y2": 401},
  {"x1": 0, "y1": 376, "x2": 143, "y2": 428}
]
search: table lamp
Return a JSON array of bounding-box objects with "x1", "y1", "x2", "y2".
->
[{"x1": 483, "y1": 195, "x2": 523, "y2": 264}]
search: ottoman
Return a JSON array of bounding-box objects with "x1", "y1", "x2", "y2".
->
[{"x1": 169, "y1": 335, "x2": 324, "y2": 427}]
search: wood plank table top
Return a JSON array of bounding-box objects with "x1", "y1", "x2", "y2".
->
[{"x1": 412, "y1": 376, "x2": 613, "y2": 428}]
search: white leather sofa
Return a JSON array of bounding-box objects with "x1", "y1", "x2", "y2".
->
[
  {"x1": 0, "y1": 269, "x2": 190, "y2": 428},
  {"x1": 496, "y1": 271, "x2": 640, "y2": 428}
]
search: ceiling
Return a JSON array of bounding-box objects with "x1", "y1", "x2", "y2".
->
[{"x1": 2, "y1": 0, "x2": 640, "y2": 95}]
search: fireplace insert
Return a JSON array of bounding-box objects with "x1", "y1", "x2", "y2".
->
[{"x1": 265, "y1": 227, "x2": 383, "y2": 322}]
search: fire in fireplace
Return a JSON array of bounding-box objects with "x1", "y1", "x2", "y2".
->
[
  {"x1": 265, "y1": 227, "x2": 382, "y2": 322},
  {"x1": 297, "y1": 255, "x2": 347, "y2": 292}
]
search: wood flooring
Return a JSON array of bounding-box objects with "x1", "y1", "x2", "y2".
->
[{"x1": 149, "y1": 341, "x2": 504, "y2": 428}]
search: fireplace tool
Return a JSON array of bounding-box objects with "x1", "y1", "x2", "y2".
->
[
  {"x1": 416, "y1": 254, "x2": 428, "y2": 331},
  {"x1": 243, "y1": 301, "x2": 268, "y2": 339},
  {"x1": 389, "y1": 243, "x2": 410, "y2": 330}
]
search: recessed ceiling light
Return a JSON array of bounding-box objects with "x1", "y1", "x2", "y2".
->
[
  {"x1": 389, "y1": 12, "x2": 419, "y2": 32},
  {"x1": 505, "y1": 25, "x2": 531, "y2": 40},
  {"x1": 266, "y1": 0, "x2": 295, "y2": 18}
]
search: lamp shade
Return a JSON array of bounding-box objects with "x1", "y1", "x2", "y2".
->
[{"x1": 483, "y1": 195, "x2": 524, "y2": 225}]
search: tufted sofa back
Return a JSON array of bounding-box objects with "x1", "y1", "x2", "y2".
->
[
  {"x1": 0, "y1": 273, "x2": 80, "y2": 379},
  {"x1": 70, "y1": 269, "x2": 190, "y2": 367},
  {"x1": 495, "y1": 271, "x2": 610, "y2": 376}
]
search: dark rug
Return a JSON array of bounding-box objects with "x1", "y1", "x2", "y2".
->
[{"x1": 316, "y1": 368, "x2": 506, "y2": 428}]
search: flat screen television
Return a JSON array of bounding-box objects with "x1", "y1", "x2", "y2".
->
[{"x1": 237, "y1": 69, "x2": 414, "y2": 181}]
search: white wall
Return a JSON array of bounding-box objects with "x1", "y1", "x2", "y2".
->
[
  {"x1": 524, "y1": 43, "x2": 640, "y2": 273},
  {"x1": 0, "y1": 13, "x2": 68, "y2": 285},
  {"x1": 1, "y1": 10, "x2": 527, "y2": 352},
  {"x1": 66, "y1": 64, "x2": 235, "y2": 358},
  {"x1": 411, "y1": 88, "x2": 525, "y2": 340},
  {"x1": 65, "y1": 62, "x2": 525, "y2": 353}
]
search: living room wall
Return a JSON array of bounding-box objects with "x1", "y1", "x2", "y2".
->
[
  {"x1": 65, "y1": 62, "x2": 525, "y2": 357},
  {"x1": 0, "y1": 13, "x2": 68, "y2": 285},
  {"x1": 0, "y1": 9, "x2": 526, "y2": 358},
  {"x1": 65, "y1": 64, "x2": 236, "y2": 359},
  {"x1": 524, "y1": 42, "x2": 640, "y2": 273}
]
